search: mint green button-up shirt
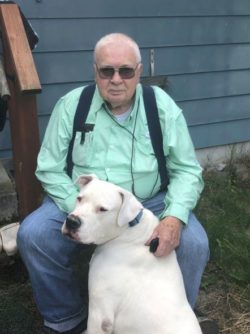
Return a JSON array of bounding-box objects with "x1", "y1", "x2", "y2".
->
[{"x1": 36, "y1": 84, "x2": 203, "y2": 224}]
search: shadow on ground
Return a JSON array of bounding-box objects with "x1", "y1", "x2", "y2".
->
[{"x1": 0, "y1": 255, "x2": 42, "y2": 334}]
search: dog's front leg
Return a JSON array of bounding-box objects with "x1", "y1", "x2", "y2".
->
[{"x1": 86, "y1": 300, "x2": 114, "y2": 334}]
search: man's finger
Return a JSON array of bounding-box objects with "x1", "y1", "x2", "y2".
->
[{"x1": 145, "y1": 231, "x2": 159, "y2": 246}]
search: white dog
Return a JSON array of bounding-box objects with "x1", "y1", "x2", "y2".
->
[{"x1": 62, "y1": 174, "x2": 202, "y2": 334}]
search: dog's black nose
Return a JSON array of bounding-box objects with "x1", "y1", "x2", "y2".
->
[{"x1": 66, "y1": 215, "x2": 81, "y2": 230}]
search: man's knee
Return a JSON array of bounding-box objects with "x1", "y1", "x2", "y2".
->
[
  {"x1": 191, "y1": 215, "x2": 210, "y2": 263},
  {"x1": 17, "y1": 212, "x2": 44, "y2": 253},
  {"x1": 178, "y1": 214, "x2": 210, "y2": 264},
  {"x1": 191, "y1": 232, "x2": 210, "y2": 265},
  {"x1": 17, "y1": 198, "x2": 67, "y2": 252}
]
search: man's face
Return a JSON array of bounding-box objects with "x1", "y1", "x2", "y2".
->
[{"x1": 94, "y1": 43, "x2": 142, "y2": 114}]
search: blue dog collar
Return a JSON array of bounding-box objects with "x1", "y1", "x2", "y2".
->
[{"x1": 128, "y1": 209, "x2": 144, "y2": 227}]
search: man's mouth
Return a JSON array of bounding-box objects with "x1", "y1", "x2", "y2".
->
[{"x1": 109, "y1": 89, "x2": 124, "y2": 95}]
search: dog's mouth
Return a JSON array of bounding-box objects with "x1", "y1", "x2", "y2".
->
[
  {"x1": 62, "y1": 225, "x2": 81, "y2": 242},
  {"x1": 62, "y1": 214, "x2": 83, "y2": 242},
  {"x1": 61, "y1": 224, "x2": 96, "y2": 246}
]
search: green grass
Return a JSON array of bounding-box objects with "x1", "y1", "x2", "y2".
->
[{"x1": 196, "y1": 171, "x2": 250, "y2": 287}]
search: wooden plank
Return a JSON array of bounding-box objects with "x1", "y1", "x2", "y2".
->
[
  {"x1": 31, "y1": 16, "x2": 250, "y2": 52},
  {"x1": 180, "y1": 95, "x2": 250, "y2": 126},
  {"x1": 34, "y1": 52, "x2": 94, "y2": 84},
  {"x1": 35, "y1": 83, "x2": 81, "y2": 116},
  {"x1": 4, "y1": 77, "x2": 42, "y2": 219},
  {"x1": 15, "y1": 0, "x2": 250, "y2": 18},
  {"x1": 190, "y1": 119, "x2": 250, "y2": 149},
  {"x1": 5, "y1": 80, "x2": 42, "y2": 218},
  {"x1": 168, "y1": 70, "x2": 250, "y2": 102},
  {"x1": 155, "y1": 44, "x2": 250, "y2": 76},
  {"x1": 0, "y1": 3, "x2": 42, "y2": 219},
  {"x1": 0, "y1": 4, "x2": 41, "y2": 93},
  {"x1": 33, "y1": 43, "x2": 250, "y2": 85}
]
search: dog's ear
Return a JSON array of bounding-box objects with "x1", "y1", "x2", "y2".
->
[
  {"x1": 75, "y1": 174, "x2": 98, "y2": 189},
  {"x1": 117, "y1": 190, "x2": 143, "y2": 226}
]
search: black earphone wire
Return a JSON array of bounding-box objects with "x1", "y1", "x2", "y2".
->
[{"x1": 104, "y1": 105, "x2": 160, "y2": 201}]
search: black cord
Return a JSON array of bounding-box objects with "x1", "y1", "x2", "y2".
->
[
  {"x1": 104, "y1": 107, "x2": 137, "y2": 140},
  {"x1": 104, "y1": 105, "x2": 159, "y2": 201}
]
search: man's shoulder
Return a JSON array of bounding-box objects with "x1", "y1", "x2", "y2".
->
[
  {"x1": 58, "y1": 85, "x2": 95, "y2": 113},
  {"x1": 147, "y1": 85, "x2": 182, "y2": 119},
  {"x1": 150, "y1": 85, "x2": 174, "y2": 104},
  {"x1": 61, "y1": 86, "x2": 86, "y2": 102}
]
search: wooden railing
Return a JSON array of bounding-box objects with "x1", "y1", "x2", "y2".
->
[{"x1": 0, "y1": 3, "x2": 42, "y2": 220}]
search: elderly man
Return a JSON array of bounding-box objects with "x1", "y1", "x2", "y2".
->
[{"x1": 17, "y1": 33, "x2": 213, "y2": 334}]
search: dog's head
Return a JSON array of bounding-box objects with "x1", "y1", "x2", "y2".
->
[{"x1": 62, "y1": 174, "x2": 143, "y2": 245}]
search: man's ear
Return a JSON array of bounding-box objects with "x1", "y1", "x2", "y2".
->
[
  {"x1": 117, "y1": 189, "x2": 143, "y2": 227},
  {"x1": 75, "y1": 174, "x2": 98, "y2": 189}
]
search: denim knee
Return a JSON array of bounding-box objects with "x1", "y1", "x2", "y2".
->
[
  {"x1": 193, "y1": 224, "x2": 210, "y2": 265},
  {"x1": 176, "y1": 214, "x2": 210, "y2": 271},
  {"x1": 196, "y1": 232, "x2": 210, "y2": 264},
  {"x1": 17, "y1": 213, "x2": 37, "y2": 254},
  {"x1": 188, "y1": 230, "x2": 209, "y2": 262}
]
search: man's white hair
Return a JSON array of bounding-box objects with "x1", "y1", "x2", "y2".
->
[{"x1": 94, "y1": 33, "x2": 142, "y2": 63}]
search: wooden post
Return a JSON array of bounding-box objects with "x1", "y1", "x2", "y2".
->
[{"x1": 0, "y1": 4, "x2": 42, "y2": 220}]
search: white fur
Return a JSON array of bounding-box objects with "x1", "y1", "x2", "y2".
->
[{"x1": 62, "y1": 175, "x2": 202, "y2": 334}]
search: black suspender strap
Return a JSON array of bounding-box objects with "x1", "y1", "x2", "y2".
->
[
  {"x1": 66, "y1": 84, "x2": 96, "y2": 177},
  {"x1": 142, "y1": 85, "x2": 169, "y2": 191}
]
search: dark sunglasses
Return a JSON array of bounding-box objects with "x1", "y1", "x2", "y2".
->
[{"x1": 95, "y1": 63, "x2": 140, "y2": 79}]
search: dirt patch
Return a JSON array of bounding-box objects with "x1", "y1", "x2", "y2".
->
[{"x1": 197, "y1": 264, "x2": 250, "y2": 334}]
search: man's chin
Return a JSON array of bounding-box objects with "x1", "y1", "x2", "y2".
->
[
  {"x1": 109, "y1": 96, "x2": 124, "y2": 105},
  {"x1": 107, "y1": 98, "x2": 132, "y2": 114}
]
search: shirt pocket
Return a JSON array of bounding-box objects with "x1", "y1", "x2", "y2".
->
[
  {"x1": 134, "y1": 132, "x2": 170, "y2": 173},
  {"x1": 133, "y1": 134, "x2": 157, "y2": 172},
  {"x1": 136, "y1": 134, "x2": 155, "y2": 156},
  {"x1": 72, "y1": 131, "x2": 94, "y2": 167}
]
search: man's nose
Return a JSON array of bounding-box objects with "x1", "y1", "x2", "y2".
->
[
  {"x1": 65, "y1": 214, "x2": 81, "y2": 230},
  {"x1": 111, "y1": 70, "x2": 123, "y2": 82}
]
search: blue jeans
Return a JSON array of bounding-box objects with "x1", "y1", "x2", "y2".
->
[{"x1": 17, "y1": 193, "x2": 209, "y2": 332}]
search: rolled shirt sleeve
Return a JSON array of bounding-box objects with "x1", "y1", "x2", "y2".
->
[{"x1": 36, "y1": 88, "x2": 82, "y2": 213}]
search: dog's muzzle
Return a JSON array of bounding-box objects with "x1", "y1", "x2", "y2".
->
[{"x1": 65, "y1": 214, "x2": 82, "y2": 231}]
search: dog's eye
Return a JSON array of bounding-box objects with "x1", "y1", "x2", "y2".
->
[
  {"x1": 77, "y1": 196, "x2": 82, "y2": 202},
  {"x1": 99, "y1": 206, "x2": 108, "y2": 212}
]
